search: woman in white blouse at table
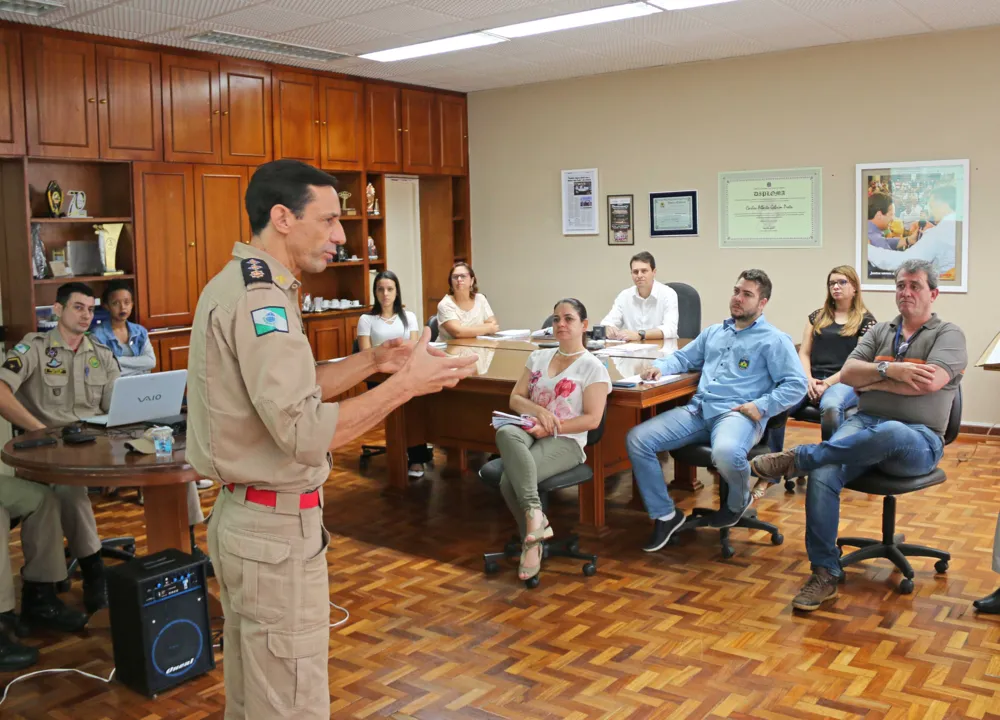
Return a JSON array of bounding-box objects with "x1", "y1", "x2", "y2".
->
[
  {"x1": 497, "y1": 298, "x2": 611, "y2": 581},
  {"x1": 358, "y1": 270, "x2": 432, "y2": 477},
  {"x1": 436, "y1": 262, "x2": 499, "y2": 341}
]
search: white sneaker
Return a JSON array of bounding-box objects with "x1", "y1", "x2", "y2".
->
[
  {"x1": 195, "y1": 479, "x2": 213, "y2": 490},
  {"x1": 408, "y1": 465, "x2": 425, "y2": 478}
]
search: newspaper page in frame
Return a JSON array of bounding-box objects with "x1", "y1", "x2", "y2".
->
[{"x1": 562, "y1": 168, "x2": 598, "y2": 235}]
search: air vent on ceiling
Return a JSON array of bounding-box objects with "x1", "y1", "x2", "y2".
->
[
  {"x1": 188, "y1": 31, "x2": 350, "y2": 62},
  {"x1": 0, "y1": 0, "x2": 64, "y2": 17}
]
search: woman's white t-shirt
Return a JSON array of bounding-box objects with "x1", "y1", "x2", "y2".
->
[
  {"x1": 357, "y1": 311, "x2": 419, "y2": 347},
  {"x1": 436, "y1": 294, "x2": 494, "y2": 341},
  {"x1": 524, "y1": 349, "x2": 611, "y2": 458}
]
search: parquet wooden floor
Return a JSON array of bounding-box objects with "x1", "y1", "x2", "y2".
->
[{"x1": 2, "y1": 423, "x2": 1000, "y2": 719}]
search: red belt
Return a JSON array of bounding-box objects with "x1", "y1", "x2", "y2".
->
[{"x1": 225, "y1": 484, "x2": 320, "y2": 509}]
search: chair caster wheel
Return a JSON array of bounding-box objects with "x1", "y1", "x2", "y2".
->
[
  {"x1": 771, "y1": 533, "x2": 784, "y2": 546},
  {"x1": 525, "y1": 575, "x2": 540, "y2": 589},
  {"x1": 582, "y1": 563, "x2": 596, "y2": 577},
  {"x1": 56, "y1": 579, "x2": 71, "y2": 593},
  {"x1": 484, "y1": 561, "x2": 499, "y2": 575},
  {"x1": 898, "y1": 578, "x2": 914, "y2": 594},
  {"x1": 935, "y1": 560, "x2": 949, "y2": 574},
  {"x1": 124, "y1": 544, "x2": 136, "y2": 554},
  {"x1": 721, "y1": 546, "x2": 735, "y2": 560},
  {"x1": 784, "y1": 480, "x2": 795, "y2": 493},
  {"x1": 504, "y1": 541, "x2": 519, "y2": 556}
]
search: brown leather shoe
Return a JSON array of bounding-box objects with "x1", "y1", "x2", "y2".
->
[
  {"x1": 792, "y1": 568, "x2": 839, "y2": 611},
  {"x1": 750, "y1": 450, "x2": 797, "y2": 483}
]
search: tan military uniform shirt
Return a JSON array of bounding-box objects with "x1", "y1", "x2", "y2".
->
[
  {"x1": 0, "y1": 328, "x2": 119, "y2": 425},
  {"x1": 186, "y1": 243, "x2": 339, "y2": 493}
]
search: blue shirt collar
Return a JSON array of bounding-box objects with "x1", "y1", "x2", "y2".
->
[{"x1": 722, "y1": 314, "x2": 766, "y2": 332}]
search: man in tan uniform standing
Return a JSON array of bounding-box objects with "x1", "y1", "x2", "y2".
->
[
  {"x1": 187, "y1": 159, "x2": 478, "y2": 719},
  {"x1": 0, "y1": 477, "x2": 90, "y2": 670},
  {"x1": 0, "y1": 282, "x2": 120, "y2": 612}
]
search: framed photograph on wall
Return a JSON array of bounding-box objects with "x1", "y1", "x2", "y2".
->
[
  {"x1": 650, "y1": 190, "x2": 698, "y2": 237},
  {"x1": 607, "y1": 194, "x2": 634, "y2": 245},
  {"x1": 856, "y1": 159, "x2": 969, "y2": 293},
  {"x1": 561, "y1": 168, "x2": 599, "y2": 235}
]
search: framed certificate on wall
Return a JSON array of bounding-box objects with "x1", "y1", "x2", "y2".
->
[
  {"x1": 607, "y1": 194, "x2": 634, "y2": 245},
  {"x1": 650, "y1": 190, "x2": 698, "y2": 237}
]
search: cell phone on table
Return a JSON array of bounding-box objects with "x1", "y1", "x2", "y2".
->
[{"x1": 13, "y1": 436, "x2": 57, "y2": 450}]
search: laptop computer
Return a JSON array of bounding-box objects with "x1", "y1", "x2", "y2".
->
[{"x1": 84, "y1": 370, "x2": 188, "y2": 428}]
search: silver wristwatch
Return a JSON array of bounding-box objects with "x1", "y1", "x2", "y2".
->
[
  {"x1": 638, "y1": 330, "x2": 646, "y2": 341},
  {"x1": 876, "y1": 361, "x2": 889, "y2": 379}
]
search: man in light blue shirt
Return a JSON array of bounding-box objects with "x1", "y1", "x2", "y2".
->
[{"x1": 627, "y1": 269, "x2": 807, "y2": 551}]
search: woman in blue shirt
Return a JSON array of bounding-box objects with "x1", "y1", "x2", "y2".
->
[{"x1": 91, "y1": 281, "x2": 155, "y2": 376}]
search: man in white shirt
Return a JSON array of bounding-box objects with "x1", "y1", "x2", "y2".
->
[
  {"x1": 868, "y1": 185, "x2": 959, "y2": 276},
  {"x1": 600, "y1": 252, "x2": 679, "y2": 352}
]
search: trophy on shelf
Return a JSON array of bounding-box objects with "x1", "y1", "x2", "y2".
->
[
  {"x1": 368, "y1": 236, "x2": 378, "y2": 260},
  {"x1": 31, "y1": 224, "x2": 49, "y2": 279},
  {"x1": 94, "y1": 223, "x2": 125, "y2": 276},
  {"x1": 366, "y1": 182, "x2": 377, "y2": 215},
  {"x1": 334, "y1": 245, "x2": 348, "y2": 263},
  {"x1": 65, "y1": 190, "x2": 88, "y2": 218},
  {"x1": 338, "y1": 190, "x2": 356, "y2": 216},
  {"x1": 373, "y1": 199, "x2": 379, "y2": 216},
  {"x1": 46, "y1": 180, "x2": 64, "y2": 218}
]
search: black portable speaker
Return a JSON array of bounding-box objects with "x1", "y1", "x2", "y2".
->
[{"x1": 106, "y1": 549, "x2": 215, "y2": 697}]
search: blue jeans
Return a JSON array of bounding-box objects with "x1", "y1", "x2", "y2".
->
[
  {"x1": 768, "y1": 382, "x2": 859, "y2": 451},
  {"x1": 798, "y1": 412, "x2": 944, "y2": 576},
  {"x1": 627, "y1": 407, "x2": 765, "y2": 518}
]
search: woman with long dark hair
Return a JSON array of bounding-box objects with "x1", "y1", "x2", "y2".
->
[{"x1": 358, "y1": 270, "x2": 432, "y2": 477}]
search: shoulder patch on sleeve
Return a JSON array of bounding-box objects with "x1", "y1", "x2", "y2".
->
[
  {"x1": 2, "y1": 355, "x2": 23, "y2": 374},
  {"x1": 241, "y1": 258, "x2": 273, "y2": 288},
  {"x1": 251, "y1": 306, "x2": 289, "y2": 337},
  {"x1": 13, "y1": 343, "x2": 29, "y2": 355}
]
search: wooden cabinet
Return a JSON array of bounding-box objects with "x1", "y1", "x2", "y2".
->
[
  {"x1": 194, "y1": 165, "x2": 251, "y2": 288},
  {"x1": 402, "y1": 89, "x2": 437, "y2": 174},
  {"x1": 307, "y1": 317, "x2": 347, "y2": 362},
  {"x1": 438, "y1": 94, "x2": 468, "y2": 176},
  {"x1": 155, "y1": 331, "x2": 191, "y2": 372},
  {"x1": 0, "y1": 29, "x2": 25, "y2": 156},
  {"x1": 220, "y1": 60, "x2": 272, "y2": 166},
  {"x1": 365, "y1": 84, "x2": 401, "y2": 172},
  {"x1": 134, "y1": 163, "x2": 198, "y2": 329},
  {"x1": 319, "y1": 77, "x2": 363, "y2": 171},
  {"x1": 96, "y1": 45, "x2": 162, "y2": 161},
  {"x1": 273, "y1": 70, "x2": 319, "y2": 164},
  {"x1": 162, "y1": 54, "x2": 221, "y2": 164},
  {"x1": 23, "y1": 34, "x2": 99, "y2": 159}
]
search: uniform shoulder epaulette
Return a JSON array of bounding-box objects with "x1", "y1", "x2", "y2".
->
[{"x1": 241, "y1": 258, "x2": 273, "y2": 289}]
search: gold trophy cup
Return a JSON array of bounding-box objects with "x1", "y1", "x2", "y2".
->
[{"x1": 95, "y1": 223, "x2": 125, "y2": 276}]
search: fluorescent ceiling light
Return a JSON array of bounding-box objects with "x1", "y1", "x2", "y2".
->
[
  {"x1": 361, "y1": 33, "x2": 505, "y2": 62},
  {"x1": 188, "y1": 31, "x2": 349, "y2": 62},
  {"x1": 647, "y1": 0, "x2": 738, "y2": 10},
  {"x1": 489, "y1": 2, "x2": 661, "y2": 39},
  {"x1": 0, "y1": 0, "x2": 63, "y2": 16}
]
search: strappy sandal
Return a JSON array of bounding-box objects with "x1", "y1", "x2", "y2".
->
[
  {"x1": 519, "y1": 538, "x2": 544, "y2": 580},
  {"x1": 750, "y1": 478, "x2": 777, "y2": 501},
  {"x1": 524, "y1": 515, "x2": 553, "y2": 544}
]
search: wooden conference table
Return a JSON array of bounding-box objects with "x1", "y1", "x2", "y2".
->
[{"x1": 384, "y1": 336, "x2": 700, "y2": 536}]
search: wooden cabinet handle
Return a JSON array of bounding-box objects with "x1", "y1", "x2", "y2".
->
[
  {"x1": 403, "y1": 128, "x2": 409, "y2": 132},
  {"x1": 223, "y1": 111, "x2": 229, "y2": 115},
  {"x1": 87, "y1": 98, "x2": 95, "y2": 103},
  {"x1": 99, "y1": 99, "x2": 107, "y2": 104},
  {"x1": 322, "y1": 121, "x2": 327, "y2": 125},
  {"x1": 188, "y1": 242, "x2": 196, "y2": 247},
  {"x1": 213, "y1": 110, "x2": 220, "y2": 115}
]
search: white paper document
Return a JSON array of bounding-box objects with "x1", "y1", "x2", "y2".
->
[
  {"x1": 976, "y1": 331, "x2": 1000, "y2": 367},
  {"x1": 617, "y1": 373, "x2": 683, "y2": 386},
  {"x1": 495, "y1": 329, "x2": 531, "y2": 337},
  {"x1": 594, "y1": 342, "x2": 657, "y2": 355}
]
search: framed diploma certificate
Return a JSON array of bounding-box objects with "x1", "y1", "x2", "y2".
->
[
  {"x1": 719, "y1": 167, "x2": 822, "y2": 248},
  {"x1": 649, "y1": 190, "x2": 698, "y2": 237}
]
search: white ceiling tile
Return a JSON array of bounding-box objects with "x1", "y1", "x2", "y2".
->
[
  {"x1": 409, "y1": 0, "x2": 542, "y2": 20},
  {"x1": 268, "y1": 0, "x2": 407, "y2": 19},
  {"x1": 125, "y1": 0, "x2": 258, "y2": 21},
  {"x1": 270, "y1": 20, "x2": 392, "y2": 49},
  {"x1": 56, "y1": 5, "x2": 189, "y2": 36},
  {"x1": 0, "y1": 0, "x2": 117, "y2": 26},
  {"x1": 771, "y1": 0, "x2": 930, "y2": 42},
  {"x1": 334, "y1": 33, "x2": 417, "y2": 56},
  {"x1": 480, "y1": 37, "x2": 599, "y2": 65},
  {"x1": 211, "y1": 1, "x2": 330, "y2": 33},
  {"x1": 341, "y1": 3, "x2": 464, "y2": 34},
  {"x1": 896, "y1": 0, "x2": 1000, "y2": 31}
]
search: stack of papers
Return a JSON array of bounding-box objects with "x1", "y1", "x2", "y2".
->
[
  {"x1": 594, "y1": 342, "x2": 658, "y2": 355},
  {"x1": 531, "y1": 328, "x2": 553, "y2": 337},
  {"x1": 617, "y1": 373, "x2": 683, "y2": 387},
  {"x1": 491, "y1": 411, "x2": 537, "y2": 430},
  {"x1": 496, "y1": 329, "x2": 531, "y2": 337}
]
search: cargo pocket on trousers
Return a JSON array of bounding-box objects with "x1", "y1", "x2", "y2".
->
[
  {"x1": 266, "y1": 626, "x2": 330, "y2": 708},
  {"x1": 221, "y1": 528, "x2": 291, "y2": 624}
]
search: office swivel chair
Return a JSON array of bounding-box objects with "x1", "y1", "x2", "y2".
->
[
  {"x1": 479, "y1": 408, "x2": 607, "y2": 589},
  {"x1": 668, "y1": 412, "x2": 788, "y2": 558},
  {"x1": 836, "y1": 388, "x2": 961, "y2": 594},
  {"x1": 541, "y1": 315, "x2": 555, "y2": 330},
  {"x1": 428, "y1": 316, "x2": 439, "y2": 342},
  {"x1": 666, "y1": 282, "x2": 701, "y2": 339}
]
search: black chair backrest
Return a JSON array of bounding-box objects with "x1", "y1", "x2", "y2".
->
[
  {"x1": 585, "y1": 405, "x2": 609, "y2": 447},
  {"x1": 352, "y1": 338, "x2": 360, "y2": 354},
  {"x1": 944, "y1": 386, "x2": 962, "y2": 445},
  {"x1": 542, "y1": 314, "x2": 555, "y2": 330},
  {"x1": 666, "y1": 282, "x2": 701, "y2": 339},
  {"x1": 428, "y1": 315, "x2": 439, "y2": 342}
]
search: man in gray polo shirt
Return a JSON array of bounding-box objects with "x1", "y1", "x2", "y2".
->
[{"x1": 751, "y1": 259, "x2": 966, "y2": 611}]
